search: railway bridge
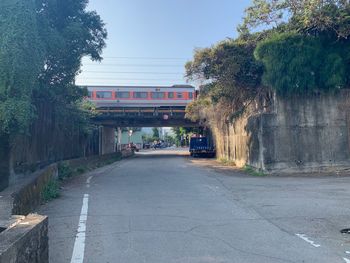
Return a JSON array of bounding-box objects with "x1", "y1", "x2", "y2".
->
[{"x1": 86, "y1": 85, "x2": 199, "y2": 154}]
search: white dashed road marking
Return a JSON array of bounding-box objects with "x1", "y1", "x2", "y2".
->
[
  {"x1": 343, "y1": 257, "x2": 350, "y2": 263},
  {"x1": 295, "y1": 233, "x2": 321, "y2": 248},
  {"x1": 86, "y1": 176, "x2": 93, "y2": 188},
  {"x1": 70, "y1": 194, "x2": 89, "y2": 263}
]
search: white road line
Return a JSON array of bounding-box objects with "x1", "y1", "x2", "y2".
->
[
  {"x1": 86, "y1": 176, "x2": 93, "y2": 188},
  {"x1": 295, "y1": 233, "x2": 321, "y2": 248},
  {"x1": 343, "y1": 257, "x2": 350, "y2": 263},
  {"x1": 70, "y1": 194, "x2": 89, "y2": 263}
]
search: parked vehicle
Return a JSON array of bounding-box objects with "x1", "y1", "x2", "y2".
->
[{"x1": 189, "y1": 136, "x2": 215, "y2": 157}]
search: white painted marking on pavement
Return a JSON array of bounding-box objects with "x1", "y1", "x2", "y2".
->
[
  {"x1": 346, "y1": 251, "x2": 350, "y2": 254},
  {"x1": 343, "y1": 257, "x2": 350, "y2": 263},
  {"x1": 295, "y1": 233, "x2": 321, "y2": 248},
  {"x1": 70, "y1": 194, "x2": 89, "y2": 263},
  {"x1": 86, "y1": 176, "x2": 93, "y2": 188}
]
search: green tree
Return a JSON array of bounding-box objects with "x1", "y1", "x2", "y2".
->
[
  {"x1": 152, "y1": 128, "x2": 160, "y2": 139},
  {"x1": 0, "y1": 0, "x2": 44, "y2": 134},
  {"x1": 241, "y1": 0, "x2": 350, "y2": 39},
  {"x1": 185, "y1": 39, "x2": 263, "y2": 119}
]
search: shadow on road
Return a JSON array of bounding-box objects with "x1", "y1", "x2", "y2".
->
[{"x1": 135, "y1": 148, "x2": 190, "y2": 158}]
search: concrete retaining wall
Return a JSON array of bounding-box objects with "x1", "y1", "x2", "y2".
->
[
  {"x1": 0, "y1": 214, "x2": 48, "y2": 263},
  {"x1": 211, "y1": 90, "x2": 350, "y2": 173},
  {"x1": 11, "y1": 164, "x2": 58, "y2": 216}
]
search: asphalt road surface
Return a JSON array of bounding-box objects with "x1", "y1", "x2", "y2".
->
[{"x1": 40, "y1": 149, "x2": 350, "y2": 263}]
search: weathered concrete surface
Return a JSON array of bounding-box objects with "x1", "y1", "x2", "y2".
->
[
  {"x1": 99, "y1": 126, "x2": 116, "y2": 155},
  {"x1": 11, "y1": 164, "x2": 58, "y2": 216},
  {"x1": 40, "y1": 149, "x2": 350, "y2": 263},
  {"x1": 212, "y1": 91, "x2": 350, "y2": 173},
  {"x1": 0, "y1": 214, "x2": 48, "y2": 263}
]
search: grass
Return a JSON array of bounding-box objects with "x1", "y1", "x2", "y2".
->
[
  {"x1": 41, "y1": 179, "x2": 60, "y2": 202},
  {"x1": 243, "y1": 165, "x2": 267, "y2": 177},
  {"x1": 218, "y1": 157, "x2": 236, "y2": 166}
]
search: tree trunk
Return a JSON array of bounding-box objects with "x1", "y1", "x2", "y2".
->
[{"x1": 0, "y1": 133, "x2": 10, "y2": 191}]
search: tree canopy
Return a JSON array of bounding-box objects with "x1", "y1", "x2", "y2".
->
[
  {"x1": 185, "y1": 0, "x2": 350, "y2": 122},
  {"x1": 0, "y1": 0, "x2": 107, "y2": 135}
]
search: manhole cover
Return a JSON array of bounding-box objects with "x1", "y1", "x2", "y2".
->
[{"x1": 340, "y1": 229, "x2": 350, "y2": 234}]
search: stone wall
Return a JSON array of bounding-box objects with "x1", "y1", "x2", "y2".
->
[
  {"x1": 211, "y1": 90, "x2": 350, "y2": 173},
  {"x1": 0, "y1": 214, "x2": 48, "y2": 263}
]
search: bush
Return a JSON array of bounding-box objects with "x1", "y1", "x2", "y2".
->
[
  {"x1": 58, "y1": 162, "x2": 73, "y2": 180},
  {"x1": 255, "y1": 33, "x2": 348, "y2": 95},
  {"x1": 41, "y1": 180, "x2": 60, "y2": 202}
]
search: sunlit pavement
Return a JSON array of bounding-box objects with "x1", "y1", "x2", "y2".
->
[{"x1": 40, "y1": 149, "x2": 350, "y2": 263}]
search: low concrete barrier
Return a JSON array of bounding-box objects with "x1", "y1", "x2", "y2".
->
[
  {"x1": 0, "y1": 214, "x2": 48, "y2": 263},
  {"x1": 0, "y1": 150, "x2": 133, "y2": 263},
  {"x1": 12, "y1": 164, "x2": 58, "y2": 216}
]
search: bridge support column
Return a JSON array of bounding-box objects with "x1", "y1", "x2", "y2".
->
[
  {"x1": 117, "y1": 127, "x2": 122, "y2": 152},
  {"x1": 99, "y1": 126, "x2": 116, "y2": 155}
]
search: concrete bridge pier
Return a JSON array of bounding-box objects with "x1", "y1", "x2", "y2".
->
[{"x1": 99, "y1": 126, "x2": 116, "y2": 155}]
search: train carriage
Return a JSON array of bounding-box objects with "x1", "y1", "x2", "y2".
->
[{"x1": 86, "y1": 85, "x2": 196, "y2": 108}]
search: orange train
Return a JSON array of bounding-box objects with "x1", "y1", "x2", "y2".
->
[{"x1": 86, "y1": 85, "x2": 196, "y2": 108}]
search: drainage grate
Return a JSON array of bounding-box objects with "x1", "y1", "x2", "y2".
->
[{"x1": 340, "y1": 229, "x2": 350, "y2": 234}]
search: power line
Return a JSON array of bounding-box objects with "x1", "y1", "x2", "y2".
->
[
  {"x1": 77, "y1": 77, "x2": 185, "y2": 81},
  {"x1": 101, "y1": 56, "x2": 189, "y2": 60},
  {"x1": 81, "y1": 71, "x2": 184, "y2": 75},
  {"x1": 82, "y1": 63, "x2": 185, "y2": 67}
]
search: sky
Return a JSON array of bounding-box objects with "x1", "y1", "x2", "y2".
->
[{"x1": 76, "y1": 0, "x2": 252, "y2": 88}]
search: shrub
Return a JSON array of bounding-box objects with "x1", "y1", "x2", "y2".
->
[{"x1": 41, "y1": 180, "x2": 60, "y2": 202}]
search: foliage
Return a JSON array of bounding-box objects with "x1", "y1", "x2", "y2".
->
[
  {"x1": 0, "y1": 0, "x2": 107, "y2": 160},
  {"x1": 185, "y1": 98, "x2": 211, "y2": 122},
  {"x1": 41, "y1": 179, "x2": 60, "y2": 201},
  {"x1": 152, "y1": 128, "x2": 160, "y2": 139},
  {"x1": 243, "y1": 165, "x2": 267, "y2": 177},
  {"x1": 0, "y1": 0, "x2": 44, "y2": 134},
  {"x1": 241, "y1": 0, "x2": 350, "y2": 39},
  {"x1": 34, "y1": 0, "x2": 107, "y2": 104},
  {"x1": 185, "y1": 39, "x2": 264, "y2": 119},
  {"x1": 255, "y1": 32, "x2": 349, "y2": 95},
  {"x1": 186, "y1": 40, "x2": 263, "y2": 96},
  {"x1": 58, "y1": 161, "x2": 73, "y2": 180}
]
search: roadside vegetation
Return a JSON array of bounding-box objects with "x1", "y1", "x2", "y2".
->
[
  {"x1": 243, "y1": 165, "x2": 267, "y2": 177},
  {"x1": 0, "y1": 0, "x2": 107, "y2": 178},
  {"x1": 185, "y1": 0, "x2": 350, "y2": 124},
  {"x1": 42, "y1": 153, "x2": 124, "y2": 202}
]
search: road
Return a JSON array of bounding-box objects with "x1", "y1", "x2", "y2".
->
[{"x1": 40, "y1": 149, "x2": 350, "y2": 263}]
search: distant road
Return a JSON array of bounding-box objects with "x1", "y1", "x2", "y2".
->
[{"x1": 40, "y1": 149, "x2": 350, "y2": 263}]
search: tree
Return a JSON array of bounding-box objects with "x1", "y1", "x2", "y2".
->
[
  {"x1": 0, "y1": 0, "x2": 44, "y2": 134},
  {"x1": 241, "y1": 0, "x2": 350, "y2": 39},
  {"x1": 185, "y1": 39, "x2": 264, "y2": 119},
  {"x1": 152, "y1": 128, "x2": 160, "y2": 139}
]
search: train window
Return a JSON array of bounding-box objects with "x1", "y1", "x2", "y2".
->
[
  {"x1": 88, "y1": 91, "x2": 92, "y2": 98},
  {"x1": 168, "y1": 92, "x2": 174, "y2": 98},
  {"x1": 151, "y1": 92, "x2": 165, "y2": 99},
  {"x1": 116, "y1": 91, "x2": 130, "y2": 98},
  {"x1": 176, "y1": 92, "x2": 183, "y2": 99},
  {"x1": 96, "y1": 91, "x2": 112, "y2": 99},
  {"x1": 133, "y1": 92, "x2": 148, "y2": 99},
  {"x1": 189, "y1": 92, "x2": 193, "y2": 99}
]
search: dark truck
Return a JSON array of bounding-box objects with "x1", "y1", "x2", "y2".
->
[{"x1": 189, "y1": 136, "x2": 215, "y2": 157}]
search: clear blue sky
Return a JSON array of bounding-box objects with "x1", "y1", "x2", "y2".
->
[{"x1": 76, "y1": 0, "x2": 252, "y2": 87}]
